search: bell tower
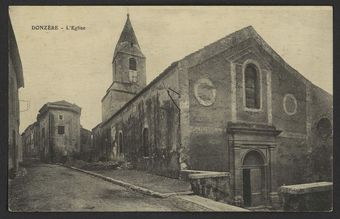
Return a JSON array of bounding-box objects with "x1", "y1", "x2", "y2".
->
[
  {"x1": 102, "y1": 14, "x2": 146, "y2": 121},
  {"x1": 112, "y1": 13, "x2": 146, "y2": 88}
]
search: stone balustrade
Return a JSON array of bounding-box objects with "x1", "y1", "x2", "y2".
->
[{"x1": 181, "y1": 170, "x2": 232, "y2": 204}]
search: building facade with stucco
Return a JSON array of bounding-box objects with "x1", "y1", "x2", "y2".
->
[
  {"x1": 21, "y1": 122, "x2": 39, "y2": 160},
  {"x1": 37, "y1": 101, "x2": 81, "y2": 163},
  {"x1": 92, "y1": 15, "x2": 333, "y2": 208},
  {"x1": 9, "y1": 18, "x2": 24, "y2": 178}
]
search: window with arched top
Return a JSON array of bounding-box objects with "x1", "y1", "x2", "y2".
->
[
  {"x1": 129, "y1": 58, "x2": 137, "y2": 71},
  {"x1": 142, "y1": 128, "x2": 149, "y2": 157},
  {"x1": 118, "y1": 131, "x2": 123, "y2": 154},
  {"x1": 243, "y1": 150, "x2": 264, "y2": 166},
  {"x1": 244, "y1": 64, "x2": 260, "y2": 109},
  {"x1": 317, "y1": 118, "x2": 332, "y2": 139}
]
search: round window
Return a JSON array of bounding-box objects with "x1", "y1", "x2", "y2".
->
[
  {"x1": 283, "y1": 94, "x2": 297, "y2": 115},
  {"x1": 194, "y1": 78, "x2": 216, "y2": 106}
]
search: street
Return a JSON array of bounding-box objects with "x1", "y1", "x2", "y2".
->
[{"x1": 8, "y1": 163, "x2": 206, "y2": 212}]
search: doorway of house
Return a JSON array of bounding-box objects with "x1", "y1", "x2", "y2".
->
[
  {"x1": 242, "y1": 150, "x2": 266, "y2": 207},
  {"x1": 243, "y1": 169, "x2": 251, "y2": 206},
  {"x1": 12, "y1": 130, "x2": 17, "y2": 171}
]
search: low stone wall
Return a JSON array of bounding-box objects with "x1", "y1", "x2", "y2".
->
[
  {"x1": 182, "y1": 170, "x2": 232, "y2": 204},
  {"x1": 279, "y1": 182, "x2": 332, "y2": 211}
]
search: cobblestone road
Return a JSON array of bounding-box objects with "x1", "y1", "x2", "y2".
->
[{"x1": 8, "y1": 163, "x2": 206, "y2": 212}]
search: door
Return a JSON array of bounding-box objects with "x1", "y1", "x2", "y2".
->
[
  {"x1": 12, "y1": 130, "x2": 17, "y2": 171},
  {"x1": 243, "y1": 169, "x2": 251, "y2": 207},
  {"x1": 250, "y1": 167, "x2": 264, "y2": 206},
  {"x1": 242, "y1": 150, "x2": 266, "y2": 207}
]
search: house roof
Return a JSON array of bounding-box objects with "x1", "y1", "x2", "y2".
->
[
  {"x1": 37, "y1": 100, "x2": 81, "y2": 119},
  {"x1": 182, "y1": 25, "x2": 311, "y2": 84},
  {"x1": 9, "y1": 18, "x2": 24, "y2": 88},
  {"x1": 22, "y1": 122, "x2": 35, "y2": 134},
  {"x1": 101, "y1": 81, "x2": 139, "y2": 102},
  {"x1": 50, "y1": 100, "x2": 79, "y2": 107}
]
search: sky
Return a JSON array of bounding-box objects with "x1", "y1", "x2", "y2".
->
[{"x1": 9, "y1": 6, "x2": 332, "y2": 133}]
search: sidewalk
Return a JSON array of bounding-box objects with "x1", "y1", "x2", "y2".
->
[
  {"x1": 66, "y1": 165, "x2": 249, "y2": 211},
  {"x1": 94, "y1": 169, "x2": 191, "y2": 194}
]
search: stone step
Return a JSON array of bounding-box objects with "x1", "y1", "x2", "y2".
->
[{"x1": 176, "y1": 195, "x2": 249, "y2": 212}]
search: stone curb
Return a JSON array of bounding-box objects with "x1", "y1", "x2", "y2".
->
[
  {"x1": 64, "y1": 165, "x2": 193, "y2": 198},
  {"x1": 61, "y1": 164, "x2": 248, "y2": 211}
]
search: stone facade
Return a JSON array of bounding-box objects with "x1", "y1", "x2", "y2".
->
[
  {"x1": 36, "y1": 101, "x2": 81, "y2": 163},
  {"x1": 93, "y1": 62, "x2": 181, "y2": 177},
  {"x1": 80, "y1": 127, "x2": 93, "y2": 161},
  {"x1": 101, "y1": 14, "x2": 146, "y2": 122},
  {"x1": 92, "y1": 17, "x2": 333, "y2": 208},
  {"x1": 21, "y1": 122, "x2": 39, "y2": 159},
  {"x1": 8, "y1": 19, "x2": 24, "y2": 177}
]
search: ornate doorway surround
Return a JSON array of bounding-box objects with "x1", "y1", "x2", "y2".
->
[{"x1": 227, "y1": 122, "x2": 281, "y2": 208}]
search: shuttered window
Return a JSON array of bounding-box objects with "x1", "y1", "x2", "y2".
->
[{"x1": 129, "y1": 58, "x2": 137, "y2": 71}]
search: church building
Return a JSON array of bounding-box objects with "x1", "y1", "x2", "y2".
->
[{"x1": 92, "y1": 14, "x2": 333, "y2": 208}]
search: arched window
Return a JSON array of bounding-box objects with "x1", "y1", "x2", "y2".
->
[
  {"x1": 245, "y1": 64, "x2": 260, "y2": 109},
  {"x1": 129, "y1": 58, "x2": 137, "y2": 71},
  {"x1": 142, "y1": 128, "x2": 149, "y2": 157},
  {"x1": 243, "y1": 150, "x2": 264, "y2": 166},
  {"x1": 317, "y1": 118, "x2": 332, "y2": 138},
  {"x1": 118, "y1": 131, "x2": 123, "y2": 154}
]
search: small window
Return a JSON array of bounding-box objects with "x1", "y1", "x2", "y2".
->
[
  {"x1": 129, "y1": 58, "x2": 137, "y2": 71},
  {"x1": 58, "y1": 126, "x2": 65, "y2": 135},
  {"x1": 142, "y1": 128, "x2": 149, "y2": 157},
  {"x1": 59, "y1": 114, "x2": 63, "y2": 120},
  {"x1": 118, "y1": 131, "x2": 123, "y2": 154},
  {"x1": 245, "y1": 64, "x2": 260, "y2": 109}
]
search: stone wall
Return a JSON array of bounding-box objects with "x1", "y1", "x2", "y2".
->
[
  {"x1": 112, "y1": 52, "x2": 146, "y2": 87},
  {"x1": 93, "y1": 63, "x2": 181, "y2": 178},
  {"x1": 8, "y1": 20, "x2": 24, "y2": 175},
  {"x1": 80, "y1": 128, "x2": 93, "y2": 161},
  {"x1": 279, "y1": 182, "x2": 332, "y2": 211},
  {"x1": 21, "y1": 123, "x2": 39, "y2": 159},
  {"x1": 37, "y1": 111, "x2": 50, "y2": 161},
  {"x1": 8, "y1": 55, "x2": 21, "y2": 173},
  {"x1": 101, "y1": 88, "x2": 135, "y2": 122},
  {"x1": 187, "y1": 54, "x2": 230, "y2": 171},
  {"x1": 184, "y1": 170, "x2": 232, "y2": 204},
  {"x1": 307, "y1": 85, "x2": 333, "y2": 182}
]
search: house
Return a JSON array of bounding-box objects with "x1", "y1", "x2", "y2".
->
[
  {"x1": 36, "y1": 100, "x2": 81, "y2": 163},
  {"x1": 21, "y1": 122, "x2": 39, "y2": 159},
  {"x1": 8, "y1": 18, "x2": 24, "y2": 177},
  {"x1": 90, "y1": 14, "x2": 332, "y2": 208}
]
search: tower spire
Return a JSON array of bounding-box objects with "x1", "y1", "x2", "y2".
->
[{"x1": 113, "y1": 14, "x2": 141, "y2": 57}]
